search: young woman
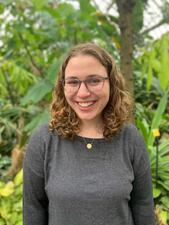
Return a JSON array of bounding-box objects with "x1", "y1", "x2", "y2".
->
[{"x1": 23, "y1": 43, "x2": 155, "y2": 225}]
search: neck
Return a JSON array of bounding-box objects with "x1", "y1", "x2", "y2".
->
[{"x1": 78, "y1": 121, "x2": 104, "y2": 138}]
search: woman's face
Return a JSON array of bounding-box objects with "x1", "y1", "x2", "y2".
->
[{"x1": 64, "y1": 54, "x2": 110, "y2": 126}]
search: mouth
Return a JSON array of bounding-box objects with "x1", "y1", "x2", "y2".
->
[{"x1": 76, "y1": 101, "x2": 96, "y2": 108}]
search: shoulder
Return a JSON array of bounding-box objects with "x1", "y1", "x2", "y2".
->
[
  {"x1": 121, "y1": 123, "x2": 147, "y2": 156},
  {"x1": 122, "y1": 123, "x2": 139, "y2": 133},
  {"x1": 121, "y1": 123, "x2": 143, "y2": 142},
  {"x1": 25, "y1": 123, "x2": 60, "y2": 164},
  {"x1": 32, "y1": 123, "x2": 51, "y2": 137},
  {"x1": 27, "y1": 123, "x2": 59, "y2": 152},
  {"x1": 30, "y1": 123, "x2": 58, "y2": 141},
  {"x1": 24, "y1": 123, "x2": 54, "y2": 177}
]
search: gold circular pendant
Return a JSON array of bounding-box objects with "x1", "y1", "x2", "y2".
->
[{"x1": 87, "y1": 143, "x2": 92, "y2": 149}]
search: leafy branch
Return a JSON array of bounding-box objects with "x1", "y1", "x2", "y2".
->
[
  {"x1": 1, "y1": 68, "x2": 16, "y2": 106},
  {"x1": 18, "y1": 33, "x2": 43, "y2": 76}
]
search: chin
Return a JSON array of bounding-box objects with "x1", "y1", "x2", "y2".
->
[{"x1": 77, "y1": 113, "x2": 101, "y2": 123}]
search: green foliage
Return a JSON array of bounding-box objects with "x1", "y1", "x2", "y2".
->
[
  {"x1": 0, "y1": 170, "x2": 23, "y2": 225},
  {"x1": 147, "y1": 93, "x2": 168, "y2": 147},
  {"x1": 23, "y1": 109, "x2": 49, "y2": 135},
  {"x1": 132, "y1": 0, "x2": 148, "y2": 33},
  {"x1": 135, "y1": 43, "x2": 169, "y2": 222},
  {"x1": 140, "y1": 33, "x2": 169, "y2": 91},
  {"x1": 0, "y1": 60, "x2": 36, "y2": 102},
  {"x1": 0, "y1": 1, "x2": 169, "y2": 224},
  {"x1": 21, "y1": 78, "x2": 53, "y2": 105},
  {"x1": 136, "y1": 98, "x2": 169, "y2": 223},
  {"x1": 0, "y1": 155, "x2": 11, "y2": 178}
]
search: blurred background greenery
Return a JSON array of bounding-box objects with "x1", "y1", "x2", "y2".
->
[{"x1": 0, "y1": 0, "x2": 169, "y2": 224}]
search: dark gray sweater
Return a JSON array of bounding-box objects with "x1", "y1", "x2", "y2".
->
[{"x1": 23, "y1": 123, "x2": 155, "y2": 225}]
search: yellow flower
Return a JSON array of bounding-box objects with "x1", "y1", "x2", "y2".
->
[{"x1": 152, "y1": 129, "x2": 160, "y2": 137}]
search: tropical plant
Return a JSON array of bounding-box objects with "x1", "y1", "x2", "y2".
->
[
  {"x1": 140, "y1": 33, "x2": 169, "y2": 92},
  {"x1": 136, "y1": 92, "x2": 169, "y2": 224},
  {"x1": 0, "y1": 170, "x2": 23, "y2": 225}
]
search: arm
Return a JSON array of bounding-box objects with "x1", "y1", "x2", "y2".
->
[
  {"x1": 129, "y1": 127, "x2": 155, "y2": 225},
  {"x1": 23, "y1": 126, "x2": 48, "y2": 225}
]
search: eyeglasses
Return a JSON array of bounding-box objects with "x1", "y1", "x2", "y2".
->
[{"x1": 63, "y1": 76, "x2": 109, "y2": 93}]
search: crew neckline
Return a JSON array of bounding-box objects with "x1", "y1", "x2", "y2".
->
[{"x1": 76, "y1": 135, "x2": 107, "y2": 142}]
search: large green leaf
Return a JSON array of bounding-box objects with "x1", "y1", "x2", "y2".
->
[
  {"x1": 79, "y1": 0, "x2": 95, "y2": 14},
  {"x1": 23, "y1": 109, "x2": 49, "y2": 134},
  {"x1": 159, "y1": 35, "x2": 169, "y2": 90},
  {"x1": 21, "y1": 79, "x2": 53, "y2": 105},
  {"x1": 32, "y1": 0, "x2": 47, "y2": 10},
  {"x1": 161, "y1": 196, "x2": 169, "y2": 209},
  {"x1": 136, "y1": 117, "x2": 149, "y2": 145},
  {"x1": 146, "y1": 49, "x2": 156, "y2": 91},
  {"x1": 148, "y1": 92, "x2": 168, "y2": 146},
  {"x1": 153, "y1": 187, "x2": 161, "y2": 198},
  {"x1": 159, "y1": 140, "x2": 169, "y2": 156},
  {"x1": 46, "y1": 57, "x2": 63, "y2": 84}
]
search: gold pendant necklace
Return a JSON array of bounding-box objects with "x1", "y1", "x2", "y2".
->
[
  {"x1": 86, "y1": 143, "x2": 93, "y2": 150},
  {"x1": 83, "y1": 138, "x2": 94, "y2": 150}
]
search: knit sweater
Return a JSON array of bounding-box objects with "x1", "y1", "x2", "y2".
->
[{"x1": 23, "y1": 123, "x2": 155, "y2": 225}]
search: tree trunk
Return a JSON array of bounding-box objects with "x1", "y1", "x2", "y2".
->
[{"x1": 116, "y1": 0, "x2": 136, "y2": 96}]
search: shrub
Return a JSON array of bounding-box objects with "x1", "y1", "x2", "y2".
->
[{"x1": 0, "y1": 170, "x2": 22, "y2": 225}]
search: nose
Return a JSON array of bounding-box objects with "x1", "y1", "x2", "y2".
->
[{"x1": 77, "y1": 81, "x2": 91, "y2": 98}]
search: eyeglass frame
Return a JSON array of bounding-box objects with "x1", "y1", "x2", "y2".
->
[{"x1": 62, "y1": 75, "x2": 109, "y2": 93}]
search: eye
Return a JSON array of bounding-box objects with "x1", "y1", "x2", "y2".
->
[
  {"x1": 66, "y1": 79, "x2": 79, "y2": 87},
  {"x1": 87, "y1": 77, "x2": 102, "y2": 85}
]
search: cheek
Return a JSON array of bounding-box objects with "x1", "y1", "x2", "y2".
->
[
  {"x1": 64, "y1": 92, "x2": 74, "y2": 105},
  {"x1": 103, "y1": 88, "x2": 110, "y2": 108},
  {"x1": 104, "y1": 84, "x2": 110, "y2": 101},
  {"x1": 64, "y1": 92, "x2": 68, "y2": 101}
]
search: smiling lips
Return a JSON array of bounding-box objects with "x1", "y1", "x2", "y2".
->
[{"x1": 76, "y1": 101, "x2": 96, "y2": 108}]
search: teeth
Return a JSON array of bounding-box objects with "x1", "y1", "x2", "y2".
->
[{"x1": 78, "y1": 102, "x2": 94, "y2": 107}]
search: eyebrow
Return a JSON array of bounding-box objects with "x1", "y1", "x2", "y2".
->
[
  {"x1": 65, "y1": 74, "x2": 106, "y2": 79},
  {"x1": 65, "y1": 76, "x2": 78, "y2": 80}
]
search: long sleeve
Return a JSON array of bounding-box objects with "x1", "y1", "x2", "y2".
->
[
  {"x1": 129, "y1": 126, "x2": 155, "y2": 225},
  {"x1": 23, "y1": 126, "x2": 48, "y2": 225}
]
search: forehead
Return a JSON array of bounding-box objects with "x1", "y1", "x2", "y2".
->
[{"x1": 64, "y1": 54, "x2": 107, "y2": 78}]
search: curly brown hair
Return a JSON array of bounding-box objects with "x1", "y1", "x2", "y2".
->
[{"x1": 49, "y1": 43, "x2": 133, "y2": 139}]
